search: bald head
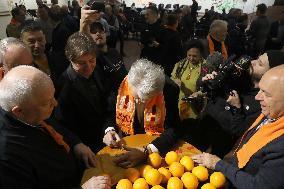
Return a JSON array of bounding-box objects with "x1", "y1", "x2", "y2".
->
[
  {"x1": 255, "y1": 65, "x2": 284, "y2": 118},
  {"x1": 0, "y1": 66, "x2": 56, "y2": 124},
  {"x1": 263, "y1": 65, "x2": 284, "y2": 91},
  {"x1": 0, "y1": 38, "x2": 33, "y2": 74},
  {"x1": 0, "y1": 65, "x2": 52, "y2": 110}
]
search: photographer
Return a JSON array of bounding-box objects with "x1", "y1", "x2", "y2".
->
[{"x1": 191, "y1": 50, "x2": 284, "y2": 157}]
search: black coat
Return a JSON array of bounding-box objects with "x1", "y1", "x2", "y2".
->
[
  {"x1": 188, "y1": 86, "x2": 261, "y2": 157},
  {"x1": 140, "y1": 21, "x2": 164, "y2": 64},
  {"x1": 0, "y1": 108, "x2": 83, "y2": 189},
  {"x1": 159, "y1": 28, "x2": 183, "y2": 76},
  {"x1": 54, "y1": 66, "x2": 115, "y2": 153},
  {"x1": 151, "y1": 77, "x2": 181, "y2": 154}
]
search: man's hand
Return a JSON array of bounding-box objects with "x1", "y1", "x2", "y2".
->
[
  {"x1": 227, "y1": 90, "x2": 241, "y2": 108},
  {"x1": 73, "y1": 143, "x2": 98, "y2": 168},
  {"x1": 103, "y1": 130, "x2": 121, "y2": 148},
  {"x1": 81, "y1": 176, "x2": 111, "y2": 189},
  {"x1": 113, "y1": 146, "x2": 146, "y2": 168},
  {"x1": 191, "y1": 152, "x2": 221, "y2": 170},
  {"x1": 149, "y1": 40, "x2": 160, "y2": 48},
  {"x1": 202, "y1": 71, "x2": 218, "y2": 82},
  {"x1": 80, "y1": 5, "x2": 100, "y2": 33}
]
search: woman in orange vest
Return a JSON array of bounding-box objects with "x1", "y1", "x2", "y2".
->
[{"x1": 103, "y1": 59, "x2": 181, "y2": 168}]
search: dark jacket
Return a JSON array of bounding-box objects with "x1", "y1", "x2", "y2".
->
[
  {"x1": 216, "y1": 118, "x2": 284, "y2": 189},
  {"x1": 96, "y1": 48, "x2": 127, "y2": 94},
  {"x1": 159, "y1": 28, "x2": 183, "y2": 76},
  {"x1": 151, "y1": 77, "x2": 181, "y2": 154},
  {"x1": 0, "y1": 108, "x2": 83, "y2": 189},
  {"x1": 54, "y1": 66, "x2": 115, "y2": 153},
  {"x1": 51, "y1": 21, "x2": 72, "y2": 53},
  {"x1": 96, "y1": 48, "x2": 128, "y2": 112},
  {"x1": 247, "y1": 15, "x2": 270, "y2": 53},
  {"x1": 140, "y1": 21, "x2": 164, "y2": 64}
]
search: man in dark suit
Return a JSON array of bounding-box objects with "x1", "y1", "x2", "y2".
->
[
  {"x1": 160, "y1": 14, "x2": 183, "y2": 76},
  {"x1": 247, "y1": 3, "x2": 270, "y2": 57},
  {"x1": 140, "y1": 6, "x2": 164, "y2": 64},
  {"x1": 54, "y1": 32, "x2": 115, "y2": 153},
  {"x1": 103, "y1": 59, "x2": 181, "y2": 168},
  {"x1": 0, "y1": 65, "x2": 111, "y2": 189},
  {"x1": 192, "y1": 65, "x2": 284, "y2": 189}
]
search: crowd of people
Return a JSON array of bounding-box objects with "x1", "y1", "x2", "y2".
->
[{"x1": 0, "y1": 0, "x2": 284, "y2": 189}]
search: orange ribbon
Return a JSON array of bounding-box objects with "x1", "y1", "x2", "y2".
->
[{"x1": 41, "y1": 121, "x2": 70, "y2": 153}]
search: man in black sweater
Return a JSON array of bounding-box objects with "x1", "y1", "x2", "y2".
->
[
  {"x1": 0, "y1": 66, "x2": 111, "y2": 189},
  {"x1": 192, "y1": 65, "x2": 284, "y2": 189}
]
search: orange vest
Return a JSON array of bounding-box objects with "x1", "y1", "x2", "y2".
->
[
  {"x1": 116, "y1": 77, "x2": 166, "y2": 135},
  {"x1": 235, "y1": 114, "x2": 284, "y2": 168},
  {"x1": 207, "y1": 34, "x2": 228, "y2": 60}
]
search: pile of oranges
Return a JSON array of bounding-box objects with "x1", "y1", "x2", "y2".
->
[{"x1": 116, "y1": 151, "x2": 226, "y2": 189}]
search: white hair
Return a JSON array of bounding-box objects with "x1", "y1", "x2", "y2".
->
[
  {"x1": 0, "y1": 65, "x2": 52, "y2": 111},
  {"x1": 209, "y1": 19, "x2": 228, "y2": 33},
  {"x1": 128, "y1": 59, "x2": 165, "y2": 100},
  {"x1": 0, "y1": 37, "x2": 30, "y2": 68}
]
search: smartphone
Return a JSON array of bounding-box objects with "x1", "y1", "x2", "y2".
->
[{"x1": 87, "y1": 0, "x2": 105, "y2": 12}]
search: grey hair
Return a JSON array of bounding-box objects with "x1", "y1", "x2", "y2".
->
[
  {"x1": 0, "y1": 37, "x2": 30, "y2": 68},
  {"x1": 209, "y1": 19, "x2": 228, "y2": 33},
  {"x1": 0, "y1": 65, "x2": 51, "y2": 111},
  {"x1": 128, "y1": 59, "x2": 165, "y2": 100}
]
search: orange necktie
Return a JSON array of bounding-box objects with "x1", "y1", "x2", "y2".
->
[{"x1": 40, "y1": 121, "x2": 70, "y2": 153}]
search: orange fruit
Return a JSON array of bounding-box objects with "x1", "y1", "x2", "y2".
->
[
  {"x1": 124, "y1": 168, "x2": 140, "y2": 183},
  {"x1": 210, "y1": 172, "x2": 226, "y2": 188},
  {"x1": 180, "y1": 156, "x2": 194, "y2": 172},
  {"x1": 148, "y1": 153, "x2": 162, "y2": 168},
  {"x1": 151, "y1": 185, "x2": 165, "y2": 189},
  {"x1": 139, "y1": 165, "x2": 153, "y2": 178},
  {"x1": 192, "y1": 166, "x2": 209, "y2": 182},
  {"x1": 165, "y1": 151, "x2": 180, "y2": 165},
  {"x1": 144, "y1": 168, "x2": 162, "y2": 186},
  {"x1": 167, "y1": 177, "x2": 183, "y2": 189},
  {"x1": 169, "y1": 162, "x2": 184, "y2": 178},
  {"x1": 133, "y1": 178, "x2": 149, "y2": 189},
  {"x1": 201, "y1": 183, "x2": 217, "y2": 189},
  {"x1": 181, "y1": 172, "x2": 199, "y2": 189},
  {"x1": 116, "y1": 179, "x2": 133, "y2": 189},
  {"x1": 158, "y1": 167, "x2": 171, "y2": 184}
]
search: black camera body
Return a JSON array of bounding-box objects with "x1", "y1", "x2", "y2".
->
[{"x1": 202, "y1": 55, "x2": 252, "y2": 94}]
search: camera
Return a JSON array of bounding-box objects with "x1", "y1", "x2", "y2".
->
[
  {"x1": 87, "y1": 0, "x2": 105, "y2": 12},
  {"x1": 201, "y1": 55, "x2": 252, "y2": 94}
]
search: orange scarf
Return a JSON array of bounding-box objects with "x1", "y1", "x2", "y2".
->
[
  {"x1": 207, "y1": 35, "x2": 228, "y2": 60},
  {"x1": 41, "y1": 121, "x2": 70, "y2": 153},
  {"x1": 116, "y1": 77, "x2": 166, "y2": 135},
  {"x1": 235, "y1": 114, "x2": 284, "y2": 168}
]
